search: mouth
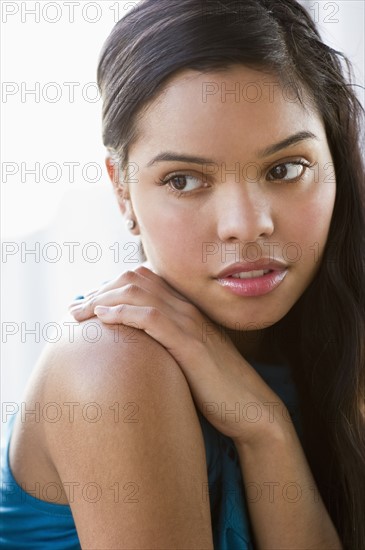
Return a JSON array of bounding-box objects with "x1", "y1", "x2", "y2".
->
[
  {"x1": 215, "y1": 268, "x2": 288, "y2": 297},
  {"x1": 229, "y1": 269, "x2": 272, "y2": 279}
]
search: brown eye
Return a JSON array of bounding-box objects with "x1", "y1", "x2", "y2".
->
[
  {"x1": 167, "y1": 174, "x2": 203, "y2": 193},
  {"x1": 155, "y1": 173, "x2": 207, "y2": 198},
  {"x1": 170, "y1": 175, "x2": 189, "y2": 191},
  {"x1": 270, "y1": 164, "x2": 289, "y2": 179},
  {"x1": 268, "y1": 162, "x2": 307, "y2": 182}
]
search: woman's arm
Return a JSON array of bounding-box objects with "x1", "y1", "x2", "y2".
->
[
  {"x1": 234, "y1": 412, "x2": 343, "y2": 550},
  {"x1": 40, "y1": 316, "x2": 214, "y2": 549}
]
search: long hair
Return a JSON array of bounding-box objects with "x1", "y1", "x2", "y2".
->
[{"x1": 97, "y1": 1, "x2": 365, "y2": 547}]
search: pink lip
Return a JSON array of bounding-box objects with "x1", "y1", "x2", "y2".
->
[{"x1": 216, "y1": 269, "x2": 288, "y2": 297}]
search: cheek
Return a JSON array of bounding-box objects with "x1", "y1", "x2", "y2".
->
[
  {"x1": 136, "y1": 199, "x2": 207, "y2": 267},
  {"x1": 306, "y1": 177, "x2": 336, "y2": 235},
  {"x1": 286, "y1": 179, "x2": 336, "y2": 267}
]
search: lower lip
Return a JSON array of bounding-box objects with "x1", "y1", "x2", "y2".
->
[{"x1": 215, "y1": 269, "x2": 288, "y2": 297}]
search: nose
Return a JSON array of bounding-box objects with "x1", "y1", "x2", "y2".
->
[{"x1": 215, "y1": 180, "x2": 274, "y2": 243}]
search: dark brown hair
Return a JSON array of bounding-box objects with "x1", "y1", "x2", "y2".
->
[{"x1": 97, "y1": 1, "x2": 365, "y2": 547}]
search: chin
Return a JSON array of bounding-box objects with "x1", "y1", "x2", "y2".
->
[{"x1": 206, "y1": 304, "x2": 292, "y2": 332}]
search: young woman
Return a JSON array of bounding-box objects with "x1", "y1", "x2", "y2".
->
[{"x1": 1, "y1": 0, "x2": 364, "y2": 548}]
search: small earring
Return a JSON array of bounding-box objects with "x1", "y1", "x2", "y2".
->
[{"x1": 126, "y1": 219, "x2": 136, "y2": 230}]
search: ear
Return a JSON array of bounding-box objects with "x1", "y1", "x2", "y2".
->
[
  {"x1": 105, "y1": 155, "x2": 129, "y2": 217},
  {"x1": 105, "y1": 156, "x2": 139, "y2": 234}
]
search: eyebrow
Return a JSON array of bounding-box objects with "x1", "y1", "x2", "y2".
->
[
  {"x1": 145, "y1": 131, "x2": 318, "y2": 167},
  {"x1": 257, "y1": 130, "x2": 318, "y2": 158}
]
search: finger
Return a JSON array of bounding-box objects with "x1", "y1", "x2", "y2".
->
[
  {"x1": 69, "y1": 284, "x2": 166, "y2": 322},
  {"x1": 68, "y1": 287, "x2": 101, "y2": 308},
  {"x1": 134, "y1": 266, "x2": 191, "y2": 302},
  {"x1": 95, "y1": 266, "x2": 189, "y2": 304},
  {"x1": 75, "y1": 268, "x2": 157, "y2": 305},
  {"x1": 68, "y1": 294, "x2": 94, "y2": 308},
  {"x1": 94, "y1": 303, "x2": 176, "y2": 350},
  {"x1": 67, "y1": 271, "x2": 145, "y2": 309},
  {"x1": 68, "y1": 266, "x2": 191, "y2": 321},
  {"x1": 69, "y1": 266, "x2": 188, "y2": 312}
]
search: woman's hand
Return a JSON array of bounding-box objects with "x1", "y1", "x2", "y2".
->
[{"x1": 68, "y1": 266, "x2": 289, "y2": 447}]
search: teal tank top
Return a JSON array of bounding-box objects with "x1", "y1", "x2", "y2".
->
[{"x1": 1, "y1": 351, "x2": 302, "y2": 549}]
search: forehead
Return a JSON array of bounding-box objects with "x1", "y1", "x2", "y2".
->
[{"x1": 130, "y1": 66, "x2": 324, "y2": 160}]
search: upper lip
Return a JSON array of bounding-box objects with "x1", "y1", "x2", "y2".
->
[{"x1": 216, "y1": 259, "x2": 288, "y2": 278}]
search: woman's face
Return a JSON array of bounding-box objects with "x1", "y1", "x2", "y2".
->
[{"x1": 118, "y1": 65, "x2": 336, "y2": 333}]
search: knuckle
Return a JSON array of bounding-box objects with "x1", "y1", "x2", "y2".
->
[
  {"x1": 144, "y1": 307, "x2": 161, "y2": 322},
  {"x1": 118, "y1": 270, "x2": 136, "y2": 283},
  {"x1": 134, "y1": 265, "x2": 149, "y2": 275},
  {"x1": 123, "y1": 283, "x2": 140, "y2": 295}
]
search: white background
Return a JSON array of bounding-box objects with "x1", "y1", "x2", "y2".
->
[{"x1": 1, "y1": 1, "x2": 364, "y2": 412}]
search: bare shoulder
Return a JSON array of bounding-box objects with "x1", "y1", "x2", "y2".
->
[
  {"x1": 34, "y1": 311, "x2": 199, "y2": 457},
  {"x1": 26, "y1": 313, "x2": 213, "y2": 548},
  {"x1": 32, "y1": 311, "x2": 191, "y2": 404}
]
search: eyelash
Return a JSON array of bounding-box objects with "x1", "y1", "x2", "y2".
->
[{"x1": 154, "y1": 160, "x2": 312, "y2": 198}]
